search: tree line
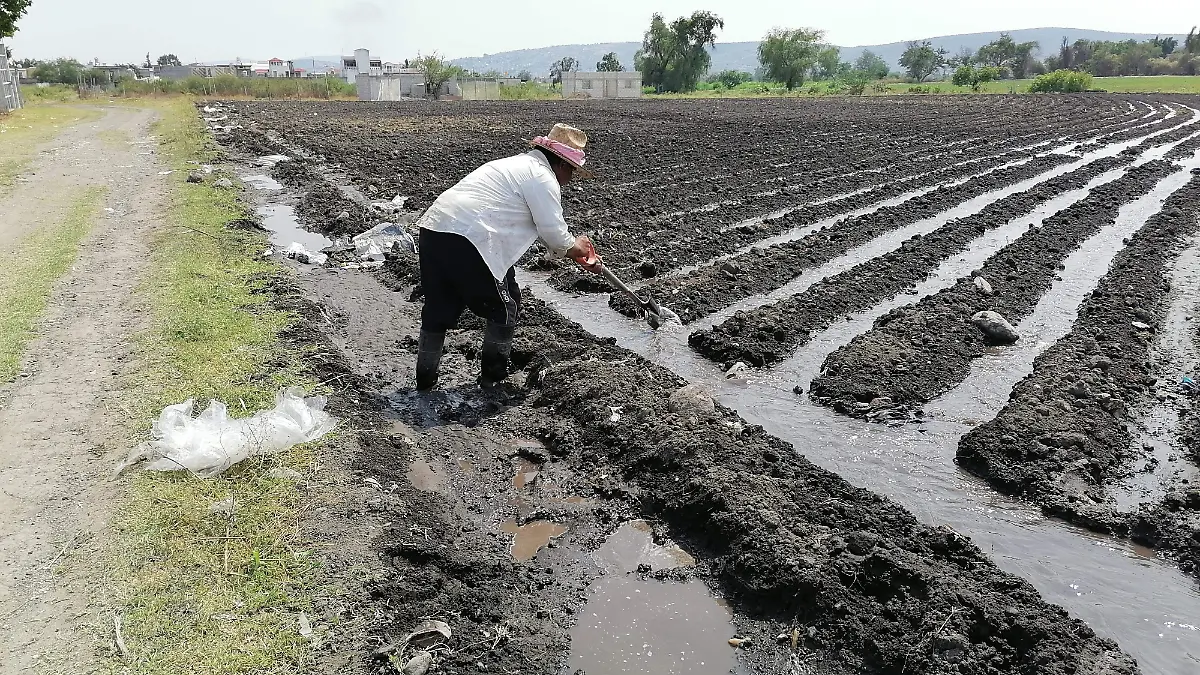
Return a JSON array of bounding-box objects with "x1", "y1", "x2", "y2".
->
[{"x1": 901, "y1": 28, "x2": 1200, "y2": 83}]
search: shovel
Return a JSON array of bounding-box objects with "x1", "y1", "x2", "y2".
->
[{"x1": 575, "y1": 243, "x2": 679, "y2": 330}]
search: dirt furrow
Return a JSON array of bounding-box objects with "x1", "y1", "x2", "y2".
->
[
  {"x1": 609, "y1": 154, "x2": 1076, "y2": 322},
  {"x1": 688, "y1": 156, "x2": 1133, "y2": 368},
  {"x1": 809, "y1": 160, "x2": 1179, "y2": 416},
  {"x1": 955, "y1": 172, "x2": 1200, "y2": 567}
]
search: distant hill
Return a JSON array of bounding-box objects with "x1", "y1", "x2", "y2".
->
[{"x1": 451, "y1": 27, "x2": 1185, "y2": 77}]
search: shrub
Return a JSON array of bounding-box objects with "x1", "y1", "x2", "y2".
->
[{"x1": 1029, "y1": 69, "x2": 1093, "y2": 93}]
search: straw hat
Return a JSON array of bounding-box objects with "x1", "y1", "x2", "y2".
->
[{"x1": 529, "y1": 123, "x2": 593, "y2": 177}]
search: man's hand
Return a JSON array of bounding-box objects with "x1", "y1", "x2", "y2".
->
[{"x1": 566, "y1": 235, "x2": 603, "y2": 274}]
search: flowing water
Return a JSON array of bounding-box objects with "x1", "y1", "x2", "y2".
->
[{"x1": 526, "y1": 148, "x2": 1200, "y2": 674}]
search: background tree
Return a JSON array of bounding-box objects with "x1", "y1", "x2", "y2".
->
[
  {"x1": 1186, "y1": 27, "x2": 1199, "y2": 54},
  {"x1": 757, "y1": 27, "x2": 825, "y2": 90},
  {"x1": 596, "y1": 52, "x2": 623, "y2": 72},
  {"x1": 1151, "y1": 36, "x2": 1178, "y2": 57},
  {"x1": 635, "y1": 11, "x2": 724, "y2": 93},
  {"x1": 417, "y1": 51, "x2": 463, "y2": 99},
  {"x1": 853, "y1": 50, "x2": 889, "y2": 79},
  {"x1": 1, "y1": 0, "x2": 32, "y2": 38},
  {"x1": 549, "y1": 56, "x2": 578, "y2": 84},
  {"x1": 707, "y1": 69, "x2": 751, "y2": 87},
  {"x1": 815, "y1": 45, "x2": 841, "y2": 79},
  {"x1": 899, "y1": 40, "x2": 942, "y2": 81},
  {"x1": 156, "y1": 54, "x2": 182, "y2": 67},
  {"x1": 30, "y1": 57, "x2": 85, "y2": 84},
  {"x1": 951, "y1": 64, "x2": 1000, "y2": 91},
  {"x1": 143, "y1": 52, "x2": 152, "y2": 69},
  {"x1": 517, "y1": 69, "x2": 532, "y2": 82}
]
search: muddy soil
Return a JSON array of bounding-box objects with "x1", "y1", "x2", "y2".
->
[
  {"x1": 218, "y1": 97, "x2": 1165, "y2": 285},
  {"x1": 608, "y1": 154, "x2": 1075, "y2": 322},
  {"x1": 810, "y1": 160, "x2": 1178, "y2": 416},
  {"x1": 689, "y1": 156, "x2": 1132, "y2": 367},
  {"x1": 342, "y1": 270, "x2": 1140, "y2": 675},
  {"x1": 956, "y1": 174, "x2": 1200, "y2": 567},
  {"x1": 206, "y1": 97, "x2": 1176, "y2": 673}
]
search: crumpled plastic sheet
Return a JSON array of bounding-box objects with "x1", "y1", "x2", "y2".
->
[
  {"x1": 118, "y1": 387, "x2": 338, "y2": 477},
  {"x1": 285, "y1": 241, "x2": 328, "y2": 265},
  {"x1": 352, "y1": 221, "x2": 416, "y2": 260}
]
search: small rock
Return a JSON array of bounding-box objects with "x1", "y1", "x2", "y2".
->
[
  {"x1": 725, "y1": 362, "x2": 749, "y2": 379},
  {"x1": 970, "y1": 311, "x2": 1020, "y2": 345},
  {"x1": 186, "y1": 172, "x2": 205, "y2": 183},
  {"x1": 1131, "y1": 321, "x2": 1151, "y2": 331},
  {"x1": 973, "y1": 276, "x2": 994, "y2": 296},
  {"x1": 401, "y1": 651, "x2": 433, "y2": 675},
  {"x1": 728, "y1": 637, "x2": 750, "y2": 648},
  {"x1": 298, "y1": 612, "x2": 312, "y2": 637},
  {"x1": 793, "y1": 385, "x2": 804, "y2": 395},
  {"x1": 668, "y1": 383, "x2": 715, "y2": 416},
  {"x1": 214, "y1": 177, "x2": 234, "y2": 189}
]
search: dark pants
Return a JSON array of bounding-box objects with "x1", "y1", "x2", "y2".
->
[{"x1": 418, "y1": 228, "x2": 521, "y2": 331}]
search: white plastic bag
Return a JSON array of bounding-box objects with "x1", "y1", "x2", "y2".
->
[
  {"x1": 284, "y1": 241, "x2": 328, "y2": 265},
  {"x1": 352, "y1": 222, "x2": 415, "y2": 260},
  {"x1": 119, "y1": 387, "x2": 338, "y2": 477}
]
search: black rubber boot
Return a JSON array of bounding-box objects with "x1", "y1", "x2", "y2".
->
[
  {"x1": 479, "y1": 323, "x2": 515, "y2": 386},
  {"x1": 415, "y1": 329, "x2": 445, "y2": 390}
]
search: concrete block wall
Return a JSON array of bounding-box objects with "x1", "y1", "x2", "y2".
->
[{"x1": 562, "y1": 71, "x2": 642, "y2": 99}]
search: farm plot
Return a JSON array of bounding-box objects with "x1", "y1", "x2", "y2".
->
[{"x1": 215, "y1": 95, "x2": 1200, "y2": 675}]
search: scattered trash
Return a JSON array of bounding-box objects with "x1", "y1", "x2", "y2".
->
[
  {"x1": 724, "y1": 362, "x2": 749, "y2": 379},
  {"x1": 391, "y1": 194, "x2": 409, "y2": 207},
  {"x1": 267, "y1": 467, "x2": 304, "y2": 481},
  {"x1": 113, "y1": 615, "x2": 129, "y2": 658},
  {"x1": 298, "y1": 611, "x2": 313, "y2": 637},
  {"x1": 401, "y1": 651, "x2": 433, "y2": 675},
  {"x1": 336, "y1": 210, "x2": 350, "y2": 220},
  {"x1": 257, "y1": 154, "x2": 291, "y2": 167},
  {"x1": 973, "y1": 276, "x2": 994, "y2": 296},
  {"x1": 1182, "y1": 377, "x2": 1197, "y2": 396},
  {"x1": 970, "y1": 311, "x2": 1020, "y2": 345},
  {"x1": 609, "y1": 406, "x2": 622, "y2": 422},
  {"x1": 285, "y1": 242, "x2": 328, "y2": 265},
  {"x1": 201, "y1": 164, "x2": 214, "y2": 174},
  {"x1": 263, "y1": 247, "x2": 274, "y2": 257},
  {"x1": 352, "y1": 222, "x2": 415, "y2": 260},
  {"x1": 1132, "y1": 321, "x2": 1152, "y2": 330},
  {"x1": 207, "y1": 496, "x2": 236, "y2": 515},
  {"x1": 117, "y1": 387, "x2": 337, "y2": 477},
  {"x1": 157, "y1": 170, "x2": 173, "y2": 175}
]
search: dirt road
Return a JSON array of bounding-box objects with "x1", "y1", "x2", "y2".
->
[{"x1": 0, "y1": 106, "x2": 167, "y2": 674}]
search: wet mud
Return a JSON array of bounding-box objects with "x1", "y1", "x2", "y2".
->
[
  {"x1": 689, "y1": 156, "x2": 1132, "y2": 367},
  {"x1": 203, "y1": 97, "x2": 1200, "y2": 675},
  {"x1": 956, "y1": 173, "x2": 1200, "y2": 569},
  {"x1": 810, "y1": 160, "x2": 1179, "y2": 416},
  {"x1": 609, "y1": 154, "x2": 1075, "y2": 323}
]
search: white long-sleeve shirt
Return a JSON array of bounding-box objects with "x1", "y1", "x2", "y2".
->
[{"x1": 417, "y1": 150, "x2": 576, "y2": 280}]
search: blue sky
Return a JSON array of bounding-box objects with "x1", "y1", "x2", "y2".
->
[{"x1": 6, "y1": 0, "x2": 1195, "y2": 63}]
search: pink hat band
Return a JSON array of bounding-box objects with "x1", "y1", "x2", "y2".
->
[{"x1": 532, "y1": 136, "x2": 587, "y2": 168}]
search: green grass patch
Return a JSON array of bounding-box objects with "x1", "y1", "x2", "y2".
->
[
  {"x1": 110, "y1": 98, "x2": 321, "y2": 675},
  {"x1": 20, "y1": 83, "x2": 80, "y2": 103},
  {"x1": 0, "y1": 105, "x2": 103, "y2": 190},
  {"x1": 0, "y1": 186, "x2": 106, "y2": 381}
]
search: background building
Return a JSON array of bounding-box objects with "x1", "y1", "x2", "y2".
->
[{"x1": 561, "y1": 71, "x2": 643, "y2": 99}]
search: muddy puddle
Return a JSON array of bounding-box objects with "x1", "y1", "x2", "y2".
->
[
  {"x1": 524, "y1": 149, "x2": 1200, "y2": 674},
  {"x1": 241, "y1": 173, "x2": 283, "y2": 190},
  {"x1": 566, "y1": 521, "x2": 741, "y2": 675},
  {"x1": 500, "y1": 519, "x2": 567, "y2": 561},
  {"x1": 258, "y1": 203, "x2": 333, "y2": 252},
  {"x1": 1113, "y1": 234, "x2": 1200, "y2": 510}
]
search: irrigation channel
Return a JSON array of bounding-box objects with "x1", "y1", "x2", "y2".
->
[
  {"x1": 524, "y1": 137, "x2": 1200, "y2": 673},
  {"x1": 221, "y1": 96, "x2": 1200, "y2": 674}
]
